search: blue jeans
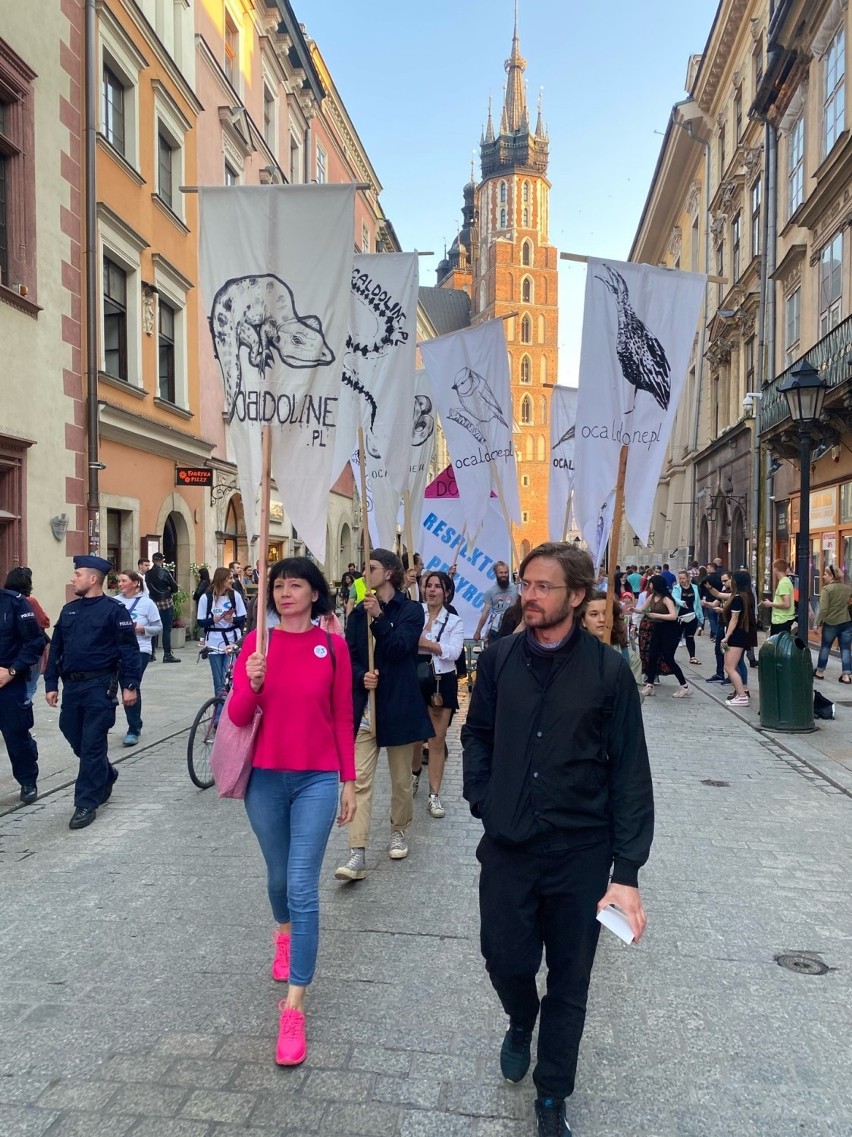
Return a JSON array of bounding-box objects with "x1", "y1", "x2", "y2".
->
[
  {"x1": 244, "y1": 768, "x2": 338, "y2": 986},
  {"x1": 209, "y1": 652, "x2": 229, "y2": 699},
  {"x1": 817, "y1": 621, "x2": 852, "y2": 673},
  {"x1": 124, "y1": 653, "x2": 150, "y2": 735},
  {"x1": 706, "y1": 607, "x2": 719, "y2": 639}
]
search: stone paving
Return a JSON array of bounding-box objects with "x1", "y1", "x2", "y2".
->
[{"x1": 1, "y1": 651, "x2": 851, "y2": 1136}]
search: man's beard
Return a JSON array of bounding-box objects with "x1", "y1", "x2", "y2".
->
[
  {"x1": 496, "y1": 577, "x2": 510, "y2": 590},
  {"x1": 523, "y1": 599, "x2": 574, "y2": 630}
]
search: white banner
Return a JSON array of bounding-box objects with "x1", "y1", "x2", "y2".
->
[
  {"x1": 419, "y1": 466, "x2": 510, "y2": 638},
  {"x1": 548, "y1": 385, "x2": 577, "y2": 542},
  {"x1": 199, "y1": 185, "x2": 355, "y2": 561},
  {"x1": 573, "y1": 259, "x2": 705, "y2": 563},
  {"x1": 420, "y1": 319, "x2": 520, "y2": 541}
]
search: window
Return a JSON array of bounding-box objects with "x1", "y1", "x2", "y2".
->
[
  {"x1": 103, "y1": 256, "x2": 128, "y2": 380},
  {"x1": 522, "y1": 207, "x2": 529, "y2": 227},
  {"x1": 158, "y1": 299, "x2": 175, "y2": 403},
  {"x1": 788, "y1": 114, "x2": 804, "y2": 216},
  {"x1": 784, "y1": 288, "x2": 801, "y2": 364},
  {"x1": 521, "y1": 474, "x2": 530, "y2": 487},
  {"x1": 521, "y1": 239, "x2": 532, "y2": 266},
  {"x1": 520, "y1": 314, "x2": 531, "y2": 344},
  {"x1": 522, "y1": 511, "x2": 529, "y2": 523},
  {"x1": 102, "y1": 66, "x2": 125, "y2": 155},
  {"x1": 537, "y1": 435, "x2": 545, "y2": 460},
  {"x1": 263, "y1": 85, "x2": 275, "y2": 149},
  {"x1": 751, "y1": 178, "x2": 761, "y2": 257},
  {"x1": 731, "y1": 214, "x2": 741, "y2": 281},
  {"x1": 0, "y1": 127, "x2": 7, "y2": 286},
  {"x1": 753, "y1": 38, "x2": 763, "y2": 89},
  {"x1": 224, "y1": 162, "x2": 238, "y2": 185},
  {"x1": 289, "y1": 134, "x2": 301, "y2": 184},
  {"x1": 0, "y1": 436, "x2": 27, "y2": 571},
  {"x1": 734, "y1": 90, "x2": 742, "y2": 140},
  {"x1": 819, "y1": 232, "x2": 843, "y2": 336},
  {"x1": 520, "y1": 395, "x2": 532, "y2": 424},
  {"x1": 745, "y1": 336, "x2": 755, "y2": 390},
  {"x1": 224, "y1": 12, "x2": 239, "y2": 88},
  {"x1": 540, "y1": 397, "x2": 547, "y2": 426},
  {"x1": 716, "y1": 242, "x2": 724, "y2": 304},
  {"x1": 691, "y1": 215, "x2": 699, "y2": 273},
  {"x1": 361, "y1": 223, "x2": 370, "y2": 253},
  {"x1": 522, "y1": 181, "x2": 530, "y2": 203},
  {"x1": 823, "y1": 26, "x2": 845, "y2": 154},
  {"x1": 500, "y1": 207, "x2": 506, "y2": 228},
  {"x1": 520, "y1": 354, "x2": 531, "y2": 384},
  {"x1": 316, "y1": 144, "x2": 327, "y2": 184},
  {"x1": 521, "y1": 276, "x2": 532, "y2": 303},
  {"x1": 540, "y1": 355, "x2": 547, "y2": 383},
  {"x1": 157, "y1": 131, "x2": 173, "y2": 208},
  {"x1": 0, "y1": 44, "x2": 36, "y2": 298},
  {"x1": 500, "y1": 181, "x2": 507, "y2": 203}
]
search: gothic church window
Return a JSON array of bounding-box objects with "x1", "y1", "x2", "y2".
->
[
  {"x1": 500, "y1": 208, "x2": 506, "y2": 228},
  {"x1": 522, "y1": 207, "x2": 529, "y2": 226},
  {"x1": 500, "y1": 181, "x2": 507, "y2": 203},
  {"x1": 537, "y1": 435, "x2": 545, "y2": 460},
  {"x1": 521, "y1": 239, "x2": 532, "y2": 266},
  {"x1": 522, "y1": 181, "x2": 530, "y2": 202},
  {"x1": 520, "y1": 395, "x2": 532, "y2": 424},
  {"x1": 522, "y1": 276, "x2": 533, "y2": 303},
  {"x1": 520, "y1": 354, "x2": 531, "y2": 384},
  {"x1": 521, "y1": 314, "x2": 532, "y2": 343}
]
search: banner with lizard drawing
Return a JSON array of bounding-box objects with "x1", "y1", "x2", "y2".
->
[
  {"x1": 199, "y1": 185, "x2": 354, "y2": 561},
  {"x1": 572, "y1": 259, "x2": 705, "y2": 565}
]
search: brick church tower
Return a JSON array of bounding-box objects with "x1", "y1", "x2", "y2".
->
[{"x1": 436, "y1": 11, "x2": 557, "y2": 556}]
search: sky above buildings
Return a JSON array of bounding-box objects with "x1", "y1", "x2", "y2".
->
[{"x1": 302, "y1": 0, "x2": 720, "y2": 383}]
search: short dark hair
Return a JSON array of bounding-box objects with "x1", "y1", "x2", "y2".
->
[
  {"x1": 371, "y1": 548, "x2": 404, "y2": 591},
  {"x1": 519, "y1": 541, "x2": 594, "y2": 600},
  {"x1": 152, "y1": 552, "x2": 164, "y2": 561},
  {"x1": 267, "y1": 557, "x2": 331, "y2": 619},
  {"x1": 4, "y1": 567, "x2": 32, "y2": 595}
]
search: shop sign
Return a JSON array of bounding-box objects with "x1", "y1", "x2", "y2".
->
[
  {"x1": 822, "y1": 534, "x2": 837, "y2": 558},
  {"x1": 175, "y1": 467, "x2": 213, "y2": 487},
  {"x1": 809, "y1": 487, "x2": 837, "y2": 529},
  {"x1": 775, "y1": 501, "x2": 789, "y2": 539}
]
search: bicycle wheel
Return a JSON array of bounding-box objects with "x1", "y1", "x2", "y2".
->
[{"x1": 187, "y1": 696, "x2": 222, "y2": 789}]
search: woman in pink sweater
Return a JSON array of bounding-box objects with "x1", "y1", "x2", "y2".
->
[{"x1": 229, "y1": 557, "x2": 356, "y2": 1067}]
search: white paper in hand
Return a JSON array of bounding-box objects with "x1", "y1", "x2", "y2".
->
[{"x1": 596, "y1": 905, "x2": 635, "y2": 944}]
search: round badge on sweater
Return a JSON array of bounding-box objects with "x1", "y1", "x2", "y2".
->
[{"x1": 314, "y1": 645, "x2": 328, "y2": 658}]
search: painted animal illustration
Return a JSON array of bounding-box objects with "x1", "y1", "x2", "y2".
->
[
  {"x1": 343, "y1": 273, "x2": 410, "y2": 430},
  {"x1": 551, "y1": 423, "x2": 575, "y2": 450},
  {"x1": 595, "y1": 264, "x2": 671, "y2": 413},
  {"x1": 452, "y1": 367, "x2": 509, "y2": 428},
  {"x1": 412, "y1": 394, "x2": 434, "y2": 447},
  {"x1": 209, "y1": 274, "x2": 334, "y2": 421}
]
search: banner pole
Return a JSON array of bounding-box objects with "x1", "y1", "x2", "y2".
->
[
  {"x1": 255, "y1": 425, "x2": 272, "y2": 657},
  {"x1": 403, "y1": 489, "x2": 418, "y2": 600},
  {"x1": 489, "y1": 459, "x2": 520, "y2": 574},
  {"x1": 603, "y1": 444, "x2": 628, "y2": 646},
  {"x1": 562, "y1": 499, "x2": 572, "y2": 542},
  {"x1": 358, "y1": 427, "x2": 376, "y2": 736}
]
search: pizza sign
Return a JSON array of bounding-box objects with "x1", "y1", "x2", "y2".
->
[{"x1": 175, "y1": 467, "x2": 213, "y2": 486}]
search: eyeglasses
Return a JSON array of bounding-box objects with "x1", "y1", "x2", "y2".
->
[{"x1": 518, "y1": 580, "x2": 568, "y2": 596}]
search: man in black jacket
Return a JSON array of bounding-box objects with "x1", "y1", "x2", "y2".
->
[
  {"x1": 462, "y1": 541, "x2": 654, "y2": 1137},
  {"x1": 336, "y1": 548, "x2": 433, "y2": 881},
  {"x1": 145, "y1": 553, "x2": 181, "y2": 663}
]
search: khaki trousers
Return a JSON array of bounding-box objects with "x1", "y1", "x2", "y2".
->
[{"x1": 348, "y1": 727, "x2": 414, "y2": 849}]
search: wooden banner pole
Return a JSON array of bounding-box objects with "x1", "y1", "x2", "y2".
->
[
  {"x1": 562, "y1": 499, "x2": 572, "y2": 543},
  {"x1": 357, "y1": 428, "x2": 376, "y2": 735},
  {"x1": 603, "y1": 444, "x2": 629, "y2": 646},
  {"x1": 255, "y1": 425, "x2": 273, "y2": 656},
  {"x1": 489, "y1": 460, "x2": 520, "y2": 574},
  {"x1": 403, "y1": 490, "x2": 418, "y2": 600},
  {"x1": 558, "y1": 250, "x2": 725, "y2": 285}
]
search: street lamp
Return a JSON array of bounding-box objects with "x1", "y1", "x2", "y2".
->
[{"x1": 779, "y1": 357, "x2": 828, "y2": 637}]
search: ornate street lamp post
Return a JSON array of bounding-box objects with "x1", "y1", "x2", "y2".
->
[{"x1": 778, "y1": 358, "x2": 828, "y2": 638}]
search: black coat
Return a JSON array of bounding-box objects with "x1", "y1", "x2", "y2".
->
[
  {"x1": 462, "y1": 628, "x2": 654, "y2": 888},
  {"x1": 345, "y1": 590, "x2": 434, "y2": 747}
]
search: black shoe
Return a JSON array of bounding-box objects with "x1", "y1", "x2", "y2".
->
[
  {"x1": 100, "y1": 766, "x2": 119, "y2": 805},
  {"x1": 19, "y1": 784, "x2": 38, "y2": 805},
  {"x1": 705, "y1": 674, "x2": 724, "y2": 683},
  {"x1": 748, "y1": 657, "x2": 758, "y2": 667},
  {"x1": 500, "y1": 1021, "x2": 532, "y2": 1083},
  {"x1": 162, "y1": 654, "x2": 182, "y2": 663},
  {"x1": 535, "y1": 1097, "x2": 572, "y2": 1137},
  {"x1": 69, "y1": 807, "x2": 97, "y2": 830}
]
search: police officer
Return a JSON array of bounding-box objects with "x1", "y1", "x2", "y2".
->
[
  {"x1": 44, "y1": 555, "x2": 141, "y2": 829},
  {"x1": 0, "y1": 583, "x2": 46, "y2": 804}
]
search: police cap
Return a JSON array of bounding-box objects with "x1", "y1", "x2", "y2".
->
[{"x1": 73, "y1": 555, "x2": 113, "y2": 575}]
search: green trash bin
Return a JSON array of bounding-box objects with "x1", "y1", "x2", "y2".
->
[{"x1": 758, "y1": 632, "x2": 815, "y2": 732}]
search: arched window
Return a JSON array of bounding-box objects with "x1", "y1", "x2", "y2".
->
[
  {"x1": 521, "y1": 314, "x2": 532, "y2": 343},
  {"x1": 522, "y1": 207, "x2": 529, "y2": 227},
  {"x1": 520, "y1": 354, "x2": 531, "y2": 384},
  {"x1": 521, "y1": 239, "x2": 532, "y2": 266},
  {"x1": 537, "y1": 314, "x2": 545, "y2": 343},
  {"x1": 500, "y1": 181, "x2": 507, "y2": 203},
  {"x1": 522, "y1": 181, "x2": 530, "y2": 203},
  {"x1": 540, "y1": 355, "x2": 547, "y2": 383},
  {"x1": 537, "y1": 435, "x2": 545, "y2": 461},
  {"x1": 540, "y1": 397, "x2": 547, "y2": 425},
  {"x1": 520, "y1": 394, "x2": 533, "y2": 424},
  {"x1": 500, "y1": 207, "x2": 506, "y2": 228},
  {"x1": 479, "y1": 280, "x2": 487, "y2": 312},
  {"x1": 521, "y1": 276, "x2": 533, "y2": 303},
  {"x1": 525, "y1": 435, "x2": 534, "y2": 461}
]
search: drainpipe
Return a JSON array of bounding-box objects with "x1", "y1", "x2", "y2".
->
[
  {"x1": 304, "y1": 118, "x2": 311, "y2": 183},
  {"x1": 85, "y1": 0, "x2": 100, "y2": 554}
]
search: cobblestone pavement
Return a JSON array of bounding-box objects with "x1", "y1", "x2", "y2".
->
[{"x1": 1, "y1": 663, "x2": 851, "y2": 1137}]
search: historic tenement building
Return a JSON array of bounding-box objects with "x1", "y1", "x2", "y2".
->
[{"x1": 434, "y1": 18, "x2": 558, "y2": 555}]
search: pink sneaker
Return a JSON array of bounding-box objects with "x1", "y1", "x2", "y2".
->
[
  {"x1": 276, "y1": 1003, "x2": 306, "y2": 1066},
  {"x1": 272, "y1": 931, "x2": 290, "y2": 982}
]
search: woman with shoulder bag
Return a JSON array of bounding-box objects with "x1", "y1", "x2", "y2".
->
[
  {"x1": 813, "y1": 565, "x2": 852, "y2": 683},
  {"x1": 411, "y1": 571, "x2": 464, "y2": 818},
  {"x1": 641, "y1": 575, "x2": 691, "y2": 698},
  {"x1": 673, "y1": 568, "x2": 703, "y2": 665},
  {"x1": 720, "y1": 571, "x2": 758, "y2": 706},
  {"x1": 228, "y1": 558, "x2": 356, "y2": 1067}
]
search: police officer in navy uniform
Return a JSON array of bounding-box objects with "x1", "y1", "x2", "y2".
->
[
  {"x1": 0, "y1": 583, "x2": 46, "y2": 804},
  {"x1": 44, "y1": 555, "x2": 141, "y2": 829}
]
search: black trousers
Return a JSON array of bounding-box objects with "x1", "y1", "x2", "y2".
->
[
  {"x1": 59, "y1": 677, "x2": 118, "y2": 809},
  {"x1": 477, "y1": 834, "x2": 612, "y2": 1100},
  {"x1": 0, "y1": 679, "x2": 38, "y2": 786}
]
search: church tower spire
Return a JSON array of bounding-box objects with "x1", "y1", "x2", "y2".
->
[{"x1": 503, "y1": 1, "x2": 528, "y2": 133}]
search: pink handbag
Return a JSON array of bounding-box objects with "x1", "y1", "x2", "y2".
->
[{"x1": 209, "y1": 687, "x2": 261, "y2": 799}]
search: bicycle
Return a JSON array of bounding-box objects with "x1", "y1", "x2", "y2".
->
[{"x1": 186, "y1": 643, "x2": 240, "y2": 789}]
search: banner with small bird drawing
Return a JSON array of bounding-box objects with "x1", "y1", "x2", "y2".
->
[
  {"x1": 548, "y1": 385, "x2": 577, "y2": 542},
  {"x1": 572, "y1": 259, "x2": 706, "y2": 562},
  {"x1": 421, "y1": 319, "x2": 521, "y2": 542}
]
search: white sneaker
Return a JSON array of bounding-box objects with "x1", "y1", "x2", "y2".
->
[
  {"x1": 641, "y1": 684, "x2": 655, "y2": 697},
  {"x1": 334, "y1": 848, "x2": 366, "y2": 881},
  {"x1": 411, "y1": 771, "x2": 420, "y2": 797},
  {"x1": 428, "y1": 793, "x2": 445, "y2": 818},
  {"x1": 672, "y1": 685, "x2": 691, "y2": 698},
  {"x1": 389, "y1": 829, "x2": 409, "y2": 859}
]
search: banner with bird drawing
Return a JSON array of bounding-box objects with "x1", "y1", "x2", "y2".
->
[
  {"x1": 572, "y1": 259, "x2": 705, "y2": 563},
  {"x1": 420, "y1": 319, "x2": 521, "y2": 541},
  {"x1": 548, "y1": 385, "x2": 577, "y2": 542},
  {"x1": 331, "y1": 253, "x2": 420, "y2": 507},
  {"x1": 199, "y1": 185, "x2": 354, "y2": 561}
]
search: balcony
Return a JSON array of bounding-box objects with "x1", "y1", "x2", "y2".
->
[{"x1": 762, "y1": 312, "x2": 852, "y2": 437}]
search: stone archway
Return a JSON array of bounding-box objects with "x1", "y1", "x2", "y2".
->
[
  {"x1": 730, "y1": 507, "x2": 746, "y2": 569},
  {"x1": 699, "y1": 515, "x2": 709, "y2": 565},
  {"x1": 154, "y1": 493, "x2": 194, "y2": 592}
]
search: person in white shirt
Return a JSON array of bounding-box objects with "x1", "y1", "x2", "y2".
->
[
  {"x1": 411, "y1": 571, "x2": 465, "y2": 818},
  {"x1": 196, "y1": 567, "x2": 247, "y2": 709},
  {"x1": 114, "y1": 570, "x2": 162, "y2": 746}
]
